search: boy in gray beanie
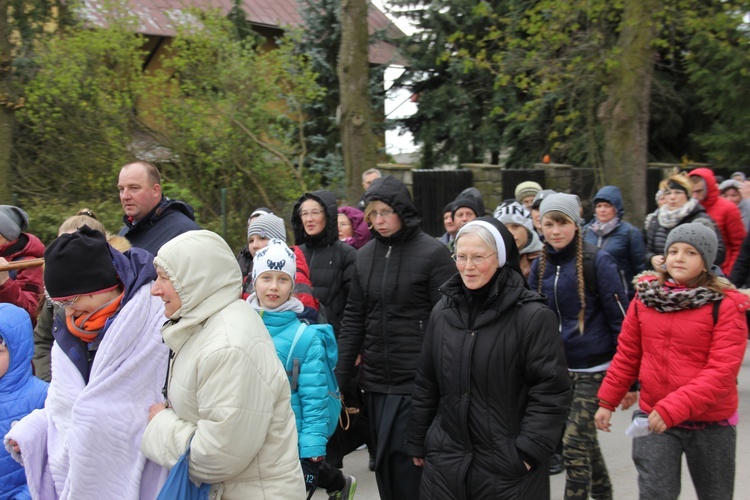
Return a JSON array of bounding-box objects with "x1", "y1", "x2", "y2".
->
[{"x1": 664, "y1": 222, "x2": 718, "y2": 273}]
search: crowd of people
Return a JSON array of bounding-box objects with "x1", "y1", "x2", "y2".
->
[{"x1": 1, "y1": 162, "x2": 749, "y2": 500}]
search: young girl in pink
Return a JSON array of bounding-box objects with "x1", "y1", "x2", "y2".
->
[{"x1": 595, "y1": 222, "x2": 748, "y2": 499}]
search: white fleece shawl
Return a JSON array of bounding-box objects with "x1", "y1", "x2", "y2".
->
[{"x1": 4, "y1": 284, "x2": 169, "y2": 499}]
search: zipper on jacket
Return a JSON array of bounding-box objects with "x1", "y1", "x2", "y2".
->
[
  {"x1": 553, "y1": 265, "x2": 563, "y2": 333},
  {"x1": 381, "y1": 245, "x2": 392, "y2": 384}
]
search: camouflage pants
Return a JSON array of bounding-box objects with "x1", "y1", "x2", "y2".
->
[{"x1": 563, "y1": 371, "x2": 612, "y2": 500}]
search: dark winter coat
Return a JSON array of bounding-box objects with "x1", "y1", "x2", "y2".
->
[
  {"x1": 51, "y1": 246, "x2": 157, "y2": 383},
  {"x1": 0, "y1": 303, "x2": 49, "y2": 499},
  {"x1": 292, "y1": 190, "x2": 356, "y2": 335},
  {"x1": 644, "y1": 201, "x2": 725, "y2": 270},
  {"x1": 118, "y1": 197, "x2": 200, "y2": 255},
  {"x1": 583, "y1": 186, "x2": 645, "y2": 291},
  {"x1": 730, "y1": 230, "x2": 750, "y2": 289},
  {"x1": 528, "y1": 240, "x2": 628, "y2": 370},
  {"x1": 0, "y1": 233, "x2": 45, "y2": 326},
  {"x1": 336, "y1": 176, "x2": 455, "y2": 395},
  {"x1": 406, "y1": 269, "x2": 571, "y2": 500}
]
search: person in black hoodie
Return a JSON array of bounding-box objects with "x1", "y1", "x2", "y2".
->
[
  {"x1": 291, "y1": 190, "x2": 361, "y2": 473},
  {"x1": 336, "y1": 175, "x2": 455, "y2": 499},
  {"x1": 406, "y1": 217, "x2": 571, "y2": 499}
]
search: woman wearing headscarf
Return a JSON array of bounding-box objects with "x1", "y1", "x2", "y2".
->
[
  {"x1": 336, "y1": 175, "x2": 455, "y2": 499},
  {"x1": 406, "y1": 217, "x2": 570, "y2": 499},
  {"x1": 292, "y1": 191, "x2": 356, "y2": 336},
  {"x1": 142, "y1": 230, "x2": 304, "y2": 498},
  {"x1": 337, "y1": 206, "x2": 371, "y2": 250},
  {"x1": 583, "y1": 186, "x2": 646, "y2": 296}
]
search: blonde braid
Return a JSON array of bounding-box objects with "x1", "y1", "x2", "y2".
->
[
  {"x1": 576, "y1": 229, "x2": 586, "y2": 334},
  {"x1": 537, "y1": 246, "x2": 548, "y2": 294}
]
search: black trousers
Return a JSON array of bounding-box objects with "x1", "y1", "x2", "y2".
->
[{"x1": 368, "y1": 392, "x2": 423, "y2": 500}]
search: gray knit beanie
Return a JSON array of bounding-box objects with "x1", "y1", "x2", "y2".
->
[
  {"x1": 531, "y1": 189, "x2": 557, "y2": 210},
  {"x1": 539, "y1": 193, "x2": 583, "y2": 226},
  {"x1": 247, "y1": 213, "x2": 286, "y2": 242},
  {"x1": 665, "y1": 222, "x2": 717, "y2": 269},
  {"x1": 0, "y1": 205, "x2": 29, "y2": 242}
]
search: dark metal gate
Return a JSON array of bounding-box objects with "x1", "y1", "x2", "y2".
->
[{"x1": 413, "y1": 169, "x2": 474, "y2": 237}]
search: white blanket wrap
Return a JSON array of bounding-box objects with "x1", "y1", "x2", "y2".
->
[{"x1": 4, "y1": 285, "x2": 169, "y2": 499}]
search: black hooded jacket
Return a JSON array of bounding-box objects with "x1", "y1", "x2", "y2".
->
[
  {"x1": 336, "y1": 176, "x2": 455, "y2": 395},
  {"x1": 118, "y1": 197, "x2": 200, "y2": 255},
  {"x1": 292, "y1": 190, "x2": 356, "y2": 335},
  {"x1": 644, "y1": 200, "x2": 725, "y2": 269},
  {"x1": 406, "y1": 265, "x2": 571, "y2": 500}
]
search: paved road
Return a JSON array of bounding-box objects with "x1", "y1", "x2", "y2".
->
[{"x1": 316, "y1": 345, "x2": 750, "y2": 499}]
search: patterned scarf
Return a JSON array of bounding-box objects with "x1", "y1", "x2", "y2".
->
[
  {"x1": 656, "y1": 198, "x2": 698, "y2": 229},
  {"x1": 635, "y1": 277, "x2": 723, "y2": 313},
  {"x1": 66, "y1": 292, "x2": 124, "y2": 342},
  {"x1": 589, "y1": 217, "x2": 620, "y2": 237}
]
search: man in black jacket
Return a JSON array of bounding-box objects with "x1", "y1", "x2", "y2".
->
[{"x1": 117, "y1": 161, "x2": 200, "y2": 255}]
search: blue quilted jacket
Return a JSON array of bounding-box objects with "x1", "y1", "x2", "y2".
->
[
  {"x1": 0, "y1": 303, "x2": 48, "y2": 499},
  {"x1": 258, "y1": 309, "x2": 336, "y2": 459},
  {"x1": 529, "y1": 240, "x2": 629, "y2": 370}
]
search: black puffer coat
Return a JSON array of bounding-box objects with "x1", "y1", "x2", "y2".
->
[
  {"x1": 406, "y1": 268, "x2": 571, "y2": 500},
  {"x1": 292, "y1": 190, "x2": 356, "y2": 335},
  {"x1": 644, "y1": 200, "x2": 725, "y2": 269},
  {"x1": 336, "y1": 176, "x2": 455, "y2": 395}
]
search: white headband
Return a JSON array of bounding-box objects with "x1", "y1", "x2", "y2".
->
[{"x1": 457, "y1": 220, "x2": 507, "y2": 268}]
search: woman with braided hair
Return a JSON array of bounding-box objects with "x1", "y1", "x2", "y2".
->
[{"x1": 528, "y1": 192, "x2": 629, "y2": 500}]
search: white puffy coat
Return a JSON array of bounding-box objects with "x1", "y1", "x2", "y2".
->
[{"x1": 141, "y1": 230, "x2": 304, "y2": 499}]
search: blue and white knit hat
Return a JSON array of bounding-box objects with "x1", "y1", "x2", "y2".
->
[{"x1": 252, "y1": 239, "x2": 296, "y2": 283}]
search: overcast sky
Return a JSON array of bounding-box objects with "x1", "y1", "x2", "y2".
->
[{"x1": 370, "y1": 0, "x2": 418, "y2": 155}]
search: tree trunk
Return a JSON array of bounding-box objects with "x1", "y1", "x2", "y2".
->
[
  {"x1": 599, "y1": 0, "x2": 658, "y2": 223},
  {"x1": 0, "y1": 0, "x2": 13, "y2": 203},
  {"x1": 338, "y1": 0, "x2": 376, "y2": 204}
]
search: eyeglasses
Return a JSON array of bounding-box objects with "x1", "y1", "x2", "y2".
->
[
  {"x1": 299, "y1": 210, "x2": 324, "y2": 219},
  {"x1": 371, "y1": 210, "x2": 395, "y2": 219},
  {"x1": 452, "y1": 252, "x2": 496, "y2": 265},
  {"x1": 50, "y1": 295, "x2": 80, "y2": 308}
]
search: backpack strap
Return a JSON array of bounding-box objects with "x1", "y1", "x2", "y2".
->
[
  {"x1": 582, "y1": 242, "x2": 599, "y2": 297},
  {"x1": 713, "y1": 299, "x2": 722, "y2": 326},
  {"x1": 285, "y1": 322, "x2": 315, "y2": 391}
]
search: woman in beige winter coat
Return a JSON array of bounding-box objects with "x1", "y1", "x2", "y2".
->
[{"x1": 141, "y1": 230, "x2": 305, "y2": 499}]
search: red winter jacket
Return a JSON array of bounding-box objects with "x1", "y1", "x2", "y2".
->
[
  {"x1": 0, "y1": 233, "x2": 45, "y2": 326},
  {"x1": 689, "y1": 168, "x2": 746, "y2": 274},
  {"x1": 598, "y1": 274, "x2": 748, "y2": 428}
]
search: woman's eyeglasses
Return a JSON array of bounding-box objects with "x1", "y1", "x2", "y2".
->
[
  {"x1": 50, "y1": 295, "x2": 80, "y2": 309},
  {"x1": 371, "y1": 210, "x2": 395, "y2": 219},
  {"x1": 452, "y1": 253, "x2": 496, "y2": 265},
  {"x1": 299, "y1": 210, "x2": 324, "y2": 219}
]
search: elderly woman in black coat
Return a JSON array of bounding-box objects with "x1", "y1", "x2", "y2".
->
[{"x1": 406, "y1": 216, "x2": 571, "y2": 499}]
